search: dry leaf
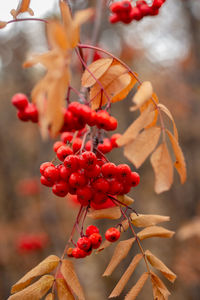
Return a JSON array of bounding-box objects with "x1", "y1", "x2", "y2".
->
[
  {"x1": 82, "y1": 58, "x2": 113, "y2": 87},
  {"x1": 109, "y1": 253, "x2": 143, "y2": 297},
  {"x1": 87, "y1": 206, "x2": 121, "y2": 219},
  {"x1": 150, "y1": 271, "x2": 170, "y2": 300},
  {"x1": 90, "y1": 61, "x2": 137, "y2": 110},
  {"x1": 103, "y1": 238, "x2": 135, "y2": 276},
  {"x1": 177, "y1": 217, "x2": 200, "y2": 240},
  {"x1": 0, "y1": 21, "x2": 7, "y2": 29},
  {"x1": 150, "y1": 143, "x2": 174, "y2": 194},
  {"x1": 158, "y1": 104, "x2": 178, "y2": 141},
  {"x1": 61, "y1": 260, "x2": 85, "y2": 300},
  {"x1": 47, "y1": 21, "x2": 71, "y2": 51},
  {"x1": 116, "y1": 195, "x2": 134, "y2": 206},
  {"x1": 124, "y1": 127, "x2": 161, "y2": 168},
  {"x1": 56, "y1": 278, "x2": 75, "y2": 300},
  {"x1": 145, "y1": 250, "x2": 176, "y2": 282},
  {"x1": 117, "y1": 105, "x2": 156, "y2": 147},
  {"x1": 45, "y1": 293, "x2": 54, "y2": 300},
  {"x1": 10, "y1": 0, "x2": 34, "y2": 19},
  {"x1": 132, "y1": 81, "x2": 153, "y2": 107},
  {"x1": 166, "y1": 130, "x2": 186, "y2": 184},
  {"x1": 130, "y1": 214, "x2": 170, "y2": 227},
  {"x1": 125, "y1": 272, "x2": 149, "y2": 300},
  {"x1": 11, "y1": 255, "x2": 60, "y2": 294},
  {"x1": 137, "y1": 226, "x2": 175, "y2": 240},
  {"x1": 139, "y1": 92, "x2": 159, "y2": 128},
  {"x1": 8, "y1": 275, "x2": 54, "y2": 300}
]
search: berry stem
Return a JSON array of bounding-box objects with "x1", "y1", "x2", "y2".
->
[{"x1": 7, "y1": 18, "x2": 48, "y2": 25}]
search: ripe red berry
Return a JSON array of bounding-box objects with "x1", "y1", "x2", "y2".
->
[
  {"x1": 105, "y1": 227, "x2": 120, "y2": 242},
  {"x1": 152, "y1": 0, "x2": 164, "y2": 9},
  {"x1": 43, "y1": 166, "x2": 59, "y2": 183},
  {"x1": 121, "y1": 1, "x2": 132, "y2": 12},
  {"x1": 110, "y1": 2, "x2": 123, "y2": 13},
  {"x1": 40, "y1": 175, "x2": 54, "y2": 187},
  {"x1": 57, "y1": 145, "x2": 73, "y2": 161},
  {"x1": 11, "y1": 93, "x2": 29, "y2": 110},
  {"x1": 58, "y1": 165, "x2": 71, "y2": 180},
  {"x1": 92, "y1": 178, "x2": 109, "y2": 193},
  {"x1": 72, "y1": 138, "x2": 82, "y2": 153},
  {"x1": 117, "y1": 164, "x2": 132, "y2": 181},
  {"x1": 101, "y1": 162, "x2": 117, "y2": 179},
  {"x1": 89, "y1": 233, "x2": 102, "y2": 249},
  {"x1": 69, "y1": 172, "x2": 87, "y2": 188},
  {"x1": 53, "y1": 141, "x2": 65, "y2": 152},
  {"x1": 72, "y1": 247, "x2": 87, "y2": 258},
  {"x1": 108, "y1": 178, "x2": 123, "y2": 195},
  {"x1": 109, "y1": 14, "x2": 120, "y2": 24},
  {"x1": 96, "y1": 110, "x2": 110, "y2": 129},
  {"x1": 40, "y1": 162, "x2": 54, "y2": 175},
  {"x1": 64, "y1": 155, "x2": 79, "y2": 172},
  {"x1": 61, "y1": 132, "x2": 73, "y2": 143},
  {"x1": 79, "y1": 105, "x2": 92, "y2": 122},
  {"x1": 24, "y1": 103, "x2": 38, "y2": 123},
  {"x1": 86, "y1": 225, "x2": 99, "y2": 236},
  {"x1": 68, "y1": 102, "x2": 82, "y2": 116},
  {"x1": 84, "y1": 164, "x2": 101, "y2": 178},
  {"x1": 77, "y1": 186, "x2": 93, "y2": 205},
  {"x1": 17, "y1": 110, "x2": 29, "y2": 121},
  {"x1": 97, "y1": 138, "x2": 113, "y2": 154},
  {"x1": 87, "y1": 110, "x2": 97, "y2": 126},
  {"x1": 52, "y1": 181, "x2": 69, "y2": 197},
  {"x1": 93, "y1": 192, "x2": 107, "y2": 204},
  {"x1": 130, "y1": 7, "x2": 142, "y2": 20},
  {"x1": 81, "y1": 151, "x2": 97, "y2": 170},
  {"x1": 130, "y1": 172, "x2": 140, "y2": 187},
  {"x1": 77, "y1": 237, "x2": 92, "y2": 251}
]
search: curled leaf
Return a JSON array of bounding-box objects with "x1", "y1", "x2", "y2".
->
[
  {"x1": 137, "y1": 226, "x2": 175, "y2": 240},
  {"x1": 56, "y1": 278, "x2": 75, "y2": 300},
  {"x1": 103, "y1": 238, "x2": 135, "y2": 276},
  {"x1": 11, "y1": 255, "x2": 60, "y2": 294},
  {"x1": 87, "y1": 206, "x2": 121, "y2": 219},
  {"x1": 109, "y1": 253, "x2": 143, "y2": 297},
  {"x1": 130, "y1": 213, "x2": 170, "y2": 227},
  {"x1": 132, "y1": 81, "x2": 153, "y2": 108},
  {"x1": 124, "y1": 127, "x2": 161, "y2": 168},
  {"x1": 150, "y1": 143, "x2": 174, "y2": 194},
  {"x1": 10, "y1": 0, "x2": 34, "y2": 19},
  {"x1": 150, "y1": 271, "x2": 170, "y2": 300},
  {"x1": 158, "y1": 103, "x2": 178, "y2": 141},
  {"x1": 125, "y1": 272, "x2": 149, "y2": 300}
]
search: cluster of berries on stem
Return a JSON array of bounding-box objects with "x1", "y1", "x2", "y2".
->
[{"x1": 11, "y1": 93, "x2": 38, "y2": 123}]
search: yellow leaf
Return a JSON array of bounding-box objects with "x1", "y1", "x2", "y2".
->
[
  {"x1": 145, "y1": 250, "x2": 176, "y2": 283},
  {"x1": 125, "y1": 272, "x2": 149, "y2": 300},
  {"x1": 8, "y1": 275, "x2": 54, "y2": 300},
  {"x1": 130, "y1": 214, "x2": 170, "y2": 227},
  {"x1": 103, "y1": 238, "x2": 135, "y2": 276},
  {"x1": 87, "y1": 206, "x2": 121, "y2": 220},
  {"x1": 11, "y1": 255, "x2": 60, "y2": 294},
  {"x1": 158, "y1": 103, "x2": 178, "y2": 141},
  {"x1": 150, "y1": 143, "x2": 174, "y2": 194},
  {"x1": 124, "y1": 127, "x2": 161, "y2": 168},
  {"x1": 109, "y1": 253, "x2": 143, "y2": 297},
  {"x1": 132, "y1": 81, "x2": 153, "y2": 107},
  {"x1": 0, "y1": 21, "x2": 7, "y2": 28},
  {"x1": 150, "y1": 271, "x2": 170, "y2": 300},
  {"x1": 82, "y1": 58, "x2": 113, "y2": 88},
  {"x1": 45, "y1": 293, "x2": 54, "y2": 300},
  {"x1": 166, "y1": 130, "x2": 187, "y2": 184},
  {"x1": 117, "y1": 105, "x2": 156, "y2": 147},
  {"x1": 10, "y1": 0, "x2": 34, "y2": 19},
  {"x1": 116, "y1": 195, "x2": 134, "y2": 206},
  {"x1": 56, "y1": 278, "x2": 75, "y2": 300},
  {"x1": 61, "y1": 260, "x2": 85, "y2": 300},
  {"x1": 137, "y1": 226, "x2": 175, "y2": 240}
]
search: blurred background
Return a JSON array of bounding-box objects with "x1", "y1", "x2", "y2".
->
[{"x1": 0, "y1": 0, "x2": 200, "y2": 299}]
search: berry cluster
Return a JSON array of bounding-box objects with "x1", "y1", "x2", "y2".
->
[
  {"x1": 11, "y1": 93, "x2": 38, "y2": 123},
  {"x1": 17, "y1": 234, "x2": 48, "y2": 253},
  {"x1": 67, "y1": 225, "x2": 120, "y2": 259},
  {"x1": 109, "y1": 0, "x2": 166, "y2": 24}
]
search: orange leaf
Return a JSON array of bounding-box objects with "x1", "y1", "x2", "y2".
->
[
  {"x1": 137, "y1": 226, "x2": 175, "y2": 240},
  {"x1": 158, "y1": 103, "x2": 178, "y2": 140},
  {"x1": 124, "y1": 127, "x2": 161, "y2": 168},
  {"x1": 132, "y1": 81, "x2": 153, "y2": 108},
  {"x1": 47, "y1": 21, "x2": 71, "y2": 51},
  {"x1": 61, "y1": 260, "x2": 85, "y2": 300},
  {"x1": 8, "y1": 275, "x2": 54, "y2": 300},
  {"x1": 130, "y1": 213, "x2": 170, "y2": 227},
  {"x1": 116, "y1": 195, "x2": 134, "y2": 206},
  {"x1": 103, "y1": 238, "x2": 135, "y2": 276},
  {"x1": 87, "y1": 206, "x2": 121, "y2": 219},
  {"x1": 56, "y1": 278, "x2": 75, "y2": 300},
  {"x1": 117, "y1": 105, "x2": 156, "y2": 147},
  {"x1": 125, "y1": 272, "x2": 149, "y2": 300},
  {"x1": 166, "y1": 130, "x2": 187, "y2": 184},
  {"x1": 10, "y1": 0, "x2": 34, "y2": 19},
  {"x1": 150, "y1": 271, "x2": 170, "y2": 300},
  {"x1": 45, "y1": 293, "x2": 54, "y2": 300},
  {"x1": 145, "y1": 250, "x2": 176, "y2": 283},
  {"x1": 82, "y1": 58, "x2": 113, "y2": 87},
  {"x1": 109, "y1": 253, "x2": 143, "y2": 297},
  {"x1": 150, "y1": 143, "x2": 174, "y2": 193},
  {"x1": 139, "y1": 92, "x2": 159, "y2": 128},
  {"x1": 11, "y1": 255, "x2": 60, "y2": 294},
  {"x1": 0, "y1": 21, "x2": 7, "y2": 29}
]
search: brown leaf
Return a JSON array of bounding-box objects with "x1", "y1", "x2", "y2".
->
[
  {"x1": 139, "y1": 92, "x2": 159, "y2": 128},
  {"x1": 166, "y1": 130, "x2": 187, "y2": 184},
  {"x1": 82, "y1": 58, "x2": 113, "y2": 87},
  {"x1": 10, "y1": 0, "x2": 34, "y2": 19},
  {"x1": 56, "y1": 278, "x2": 75, "y2": 300},
  {"x1": 150, "y1": 143, "x2": 174, "y2": 194},
  {"x1": 177, "y1": 217, "x2": 200, "y2": 240},
  {"x1": 45, "y1": 293, "x2": 54, "y2": 300},
  {"x1": 132, "y1": 81, "x2": 153, "y2": 107},
  {"x1": 116, "y1": 195, "x2": 134, "y2": 206},
  {"x1": 137, "y1": 226, "x2": 175, "y2": 240},
  {"x1": 124, "y1": 127, "x2": 161, "y2": 168},
  {"x1": 130, "y1": 214, "x2": 170, "y2": 227},
  {"x1": 87, "y1": 206, "x2": 121, "y2": 220},
  {"x1": 158, "y1": 104, "x2": 178, "y2": 141},
  {"x1": 11, "y1": 255, "x2": 60, "y2": 294},
  {"x1": 0, "y1": 21, "x2": 7, "y2": 29},
  {"x1": 103, "y1": 238, "x2": 135, "y2": 276},
  {"x1": 61, "y1": 259, "x2": 85, "y2": 300},
  {"x1": 117, "y1": 105, "x2": 156, "y2": 147},
  {"x1": 150, "y1": 271, "x2": 170, "y2": 300},
  {"x1": 146, "y1": 250, "x2": 176, "y2": 282},
  {"x1": 8, "y1": 275, "x2": 54, "y2": 300},
  {"x1": 90, "y1": 62, "x2": 137, "y2": 110},
  {"x1": 125, "y1": 272, "x2": 149, "y2": 300},
  {"x1": 109, "y1": 254, "x2": 143, "y2": 297}
]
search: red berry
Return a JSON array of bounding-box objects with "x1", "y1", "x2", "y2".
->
[
  {"x1": 57, "y1": 145, "x2": 73, "y2": 161},
  {"x1": 101, "y1": 162, "x2": 117, "y2": 179},
  {"x1": 109, "y1": 14, "x2": 120, "y2": 24},
  {"x1": 121, "y1": 1, "x2": 132, "y2": 12},
  {"x1": 79, "y1": 105, "x2": 92, "y2": 122},
  {"x1": 53, "y1": 141, "x2": 65, "y2": 152},
  {"x1": 72, "y1": 247, "x2": 87, "y2": 258},
  {"x1": 140, "y1": 4, "x2": 151, "y2": 16},
  {"x1": 86, "y1": 225, "x2": 99, "y2": 236},
  {"x1": 63, "y1": 110, "x2": 74, "y2": 128},
  {"x1": 40, "y1": 175, "x2": 54, "y2": 187},
  {"x1": 117, "y1": 164, "x2": 132, "y2": 181},
  {"x1": 105, "y1": 228, "x2": 120, "y2": 242},
  {"x1": 72, "y1": 138, "x2": 82, "y2": 153},
  {"x1": 11, "y1": 93, "x2": 28, "y2": 110},
  {"x1": 84, "y1": 164, "x2": 101, "y2": 178},
  {"x1": 108, "y1": 178, "x2": 123, "y2": 195},
  {"x1": 110, "y1": 133, "x2": 121, "y2": 148},
  {"x1": 110, "y1": 2, "x2": 123, "y2": 13},
  {"x1": 64, "y1": 155, "x2": 79, "y2": 172},
  {"x1": 77, "y1": 237, "x2": 92, "y2": 251},
  {"x1": 87, "y1": 110, "x2": 97, "y2": 126},
  {"x1": 43, "y1": 166, "x2": 59, "y2": 183},
  {"x1": 130, "y1": 7, "x2": 142, "y2": 20},
  {"x1": 58, "y1": 165, "x2": 71, "y2": 180},
  {"x1": 61, "y1": 132, "x2": 73, "y2": 143},
  {"x1": 92, "y1": 178, "x2": 109, "y2": 193},
  {"x1": 85, "y1": 141, "x2": 92, "y2": 151},
  {"x1": 81, "y1": 151, "x2": 97, "y2": 170},
  {"x1": 69, "y1": 172, "x2": 87, "y2": 188},
  {"x1": 24, "y1": 103, "x2": 38, "y2": 123},
  {"x1": 52, "y1": 181, "x2": 69, "y2": 197},
  {"x1": 89, "y1": 233, "x2": 102, "y2": 249},
  {"x1": 68, "y1": 102, "x2": 82, "y2": 116},
  {"x1": 96, "y1": 110, "x2": 110, "y2": 129},
  {"x1": 152, "y1": 0, "x2": 164, "y2": 9},
  {"x1": 77, "y1": 186, "x2": 93, "y2": 205},
  {"x1": 17, "y1": 110, "x2": 29, "y2": 121},
  {"x1": 97, "y1": 138, "x2": 113, "y2": 154},
  {"x1": 93, "y1": 192, "x2": 107, "y2": 204},
  {"x1": 40, "y1": 162, "x2": 54, "y2": 175},
  {"x1": 130, "y1": 172, "x2": 140, "y2": 187}
]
